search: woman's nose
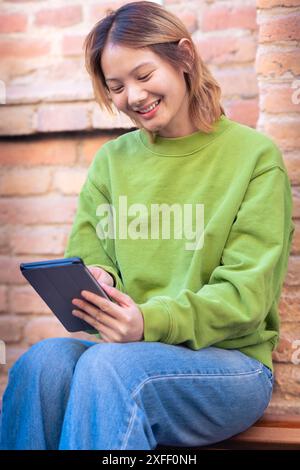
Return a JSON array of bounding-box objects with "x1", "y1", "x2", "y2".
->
[{"x1": 127, "y1": 88, "x2": 148, "y2": 108}]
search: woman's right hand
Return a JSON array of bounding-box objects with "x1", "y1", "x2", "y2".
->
[{"x1": 87, "y1": 266, "x2": 115, "y2": 287}]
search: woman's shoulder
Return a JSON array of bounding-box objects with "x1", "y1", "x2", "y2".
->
[{"x1": 224, "y1": 117, "x2": 286, "y2": 171}]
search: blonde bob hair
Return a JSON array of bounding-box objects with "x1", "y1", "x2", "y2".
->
[{"x1": 84, "y1": 1, "x2": 225, "y2": 143}]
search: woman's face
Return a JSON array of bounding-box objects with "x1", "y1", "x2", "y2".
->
[{"x1": 101, "y1": 41, "x2": 198, "y2": 138}]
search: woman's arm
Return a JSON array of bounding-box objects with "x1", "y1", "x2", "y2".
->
[{"x1": 64, "y1": 172, "x2": 125, "y2": 293}]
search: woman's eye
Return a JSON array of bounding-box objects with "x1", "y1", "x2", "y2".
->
[
  {"x1": 139, "y1": 73, "x2": 152, "y2": 81},
  {"x1": 110, "y1": 73, "x2": 152, "y2": 93}
]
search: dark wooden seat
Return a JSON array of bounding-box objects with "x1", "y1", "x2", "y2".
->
[{"x1": 156, "y1": 413, "x2": 300, "y2": 450}]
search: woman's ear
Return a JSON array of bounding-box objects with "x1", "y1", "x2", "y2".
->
[{"x1": 177, "y1": 38, "x2": 194, "y2": 73}]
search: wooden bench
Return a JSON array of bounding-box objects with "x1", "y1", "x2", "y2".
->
[{"x1": 156, "y1": 413, "x2": 300, "y2": 450}]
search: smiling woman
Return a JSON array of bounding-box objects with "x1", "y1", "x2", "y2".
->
[
  {"x1": 0, "y1": 0, "x2": 295, "y2": 452},
  {"x1": 84, "y1": 1, "x2": 224, "y2": 142}
]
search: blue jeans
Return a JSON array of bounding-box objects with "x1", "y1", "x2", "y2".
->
[{"x1": 0, "y1": 337, "x2": 273, "y2": 450}]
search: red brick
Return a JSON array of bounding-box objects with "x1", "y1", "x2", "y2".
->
[
  {"x1": 0, "y1": 345, "x2": 28, "y2": 375},
  {"x1": 264, "y1": 119, "x2": 300, "y2": 150},
  {"x1": 180, "y1": 9, "x2": 198, "y2": 34},
  {"x1": 0, "y1": 256, "x2": 24, "y2": 285},
  {"x1": 62, "y1": 34, "x2": 85, "y2": 56},
  {"x1": 256, "y1": 50, "x2": 300, "y2": 77},
  {"x1": 49, "y1": 56, "x2": 86, "y2": 77},
  {"x1": 215, "y1": 68, "x2": 258, "y2": 98},
  {"x1": 0, "y1": 255, "x2": 61, "y2": 285},
  {"x1": 267, "y1": 393, "x2": 300, "y2": 414},
  {"x1": 284, "y1": 151, "x2": 300, "y2": 185},
  {"x1": 10, "y1": 226, "x2": 70, "y2": 255},
  {"x1": 196, "y1": 36, "x2": 256, "y2": 64},
  {"x1": 202, "y1": 5, "x2": 257, "y2": 32},
  {"x1": 0, "y1": 316, "x2": 25, "y2": 343},
  {"x1": 0, "y1": 196, "x2": 77, "y2": 225},
  {"x1": 258, "y1": 0, "x2": 300, "y2": 6},
  {"x1": 35, "y1": 6, "x2": 82, "y2": 28},
  {"x1": 274, "y1": 362, "x2": 300, "y2": 396},
  {"x1": 290, "y1": 219, "x2": 300, "y2": 254},
  {"x1": 9, "y1": 285, "x2": 51, "y2": 315},
  {"x1": 292, "y1": 186, "x2": 300, "y2": 218},
  {"x1": 0, "y1": 227, "x2": 10, "y2": 255},
  {"x1": 92, "y1": 104, "x2": 133, "y2": 130},
  {"x1": 0, "y1": 106, "x2": 35, "y2": 136},
  {"x1": 285, "y1": 256, "x2": 300, "y2": 286},
  {"x1": 259, "y1": 13, "x2": 300, "y2": 43},
  {"x1": 0, "y1": 285, "x2": 8, "y2": 313},
  {"x1": 0, "y1": 13, "x2": 27, "y2": 33},
  {"x1": 37, "y1": 104, "x2": 90, "y2": 132},
  {"x1": 273, "y1": 328, "x2": 300, "y2": 364},
  {"x1": 279, "y1": 286, "x2": 300, "y2": 322},
  {"x1": 0, "y1": 39, "x2": 50, "y2": 58},
  {"x1": 0, "y1": 168, "x2": 51, "y2": 196},
  {"x1": 24, "y1": 317, "x2": 69, "y2": 345},
  {"x1": 0, "y1": 376, "x2": 8, "y2": 398},
  {"x1": 260, "y1": 83, "x2": 300, "y2": 113},
  {"x1": 0, "y1": 139, "x2": 77, "y2": 166},
  {"x1": 6, "y1": 78, "x2": 92, "y2": 105},
  {"x1": 224, "y1": 98, "x2": 259, "y2": 127},
  {"x1": 81, "y1": 135, "x2": 115, "y2": 164},
  {"x1": 292, "y1": 79, "x2": 300, "y2": 106},
  {"x1": 52, "y1": 168, "x2": 87, "y2": 195},
  {"x1": 0, "y1": 59, "x2": 40, "y2": 84}
]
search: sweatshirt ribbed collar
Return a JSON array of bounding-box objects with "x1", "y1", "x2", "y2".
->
[{"x1": 138, "y1": 115, "x2": 234, "y2": 157}]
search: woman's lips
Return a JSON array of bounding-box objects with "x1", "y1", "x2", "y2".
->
[{"x1": 136, "y1": 99, "x2": 161, "y2": 119}]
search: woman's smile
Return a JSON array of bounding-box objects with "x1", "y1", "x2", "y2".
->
[{"x1": 135, "y1": 99, "x2": 162, "y2": 119}]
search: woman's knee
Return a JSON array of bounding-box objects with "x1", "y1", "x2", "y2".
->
[
  {"x1": 11, "y1": 337, "x2": 90, "y2": 378},
  {"x1": 73, "y1": 342, "x2": 149, "y2": 385}
]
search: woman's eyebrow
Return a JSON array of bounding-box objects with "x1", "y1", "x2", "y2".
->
[{"x1": 106, "y1": 61, "x2": 155, "y2": 82}]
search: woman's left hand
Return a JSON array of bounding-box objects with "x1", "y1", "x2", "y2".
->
[{"x1": 72, "y1": 283, "x2": 144, "y2": 343}]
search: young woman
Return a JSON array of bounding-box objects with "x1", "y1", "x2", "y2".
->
[{"x1": 0, "y1": 1, "x2": 295, "y2": 450}]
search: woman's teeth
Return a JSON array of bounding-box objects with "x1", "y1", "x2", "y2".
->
[{"x1": 138, "y1": 100, "x2": 160, "y2": 114}]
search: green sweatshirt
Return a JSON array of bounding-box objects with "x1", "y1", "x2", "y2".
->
[{"x1": 64, "y1": 115, "x2": 295, "y2": 371}]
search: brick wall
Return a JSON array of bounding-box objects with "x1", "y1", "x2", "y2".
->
[
  {"x1": 0, "y1": 0, "x2": 299, "y2": 414},
  {"x1": 255, "y1": 0, "x2": 300, "y2": 414}
]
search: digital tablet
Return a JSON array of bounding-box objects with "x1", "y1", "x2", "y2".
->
[{"x1": 20, "y1": 257, "x2": 113, "y2": 333}]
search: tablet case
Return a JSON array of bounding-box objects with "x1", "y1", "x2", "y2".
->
[{"x1": 20, "y1": 257, "x2": 112, "y2": 333}]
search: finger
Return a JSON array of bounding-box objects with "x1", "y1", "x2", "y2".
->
[
  {"x1": 73, "y1": 309, "x2": 118, "y2": 343},
  {"x1": 72, "y1": 300, "x2": 120, "y2": 329},
  {"x1": 96, "y1": 322, "x2": 120, "y2": 343},
  {"x1": 72, "y1": 308, "x2": 101, "y2": 332},
  {"x1": 98, "y1": 331, "x2": 111, "y2": 343},
  {"x1": 99, "y1": 283, "x2": 132, "y2": 307},
  {"x1": 80, "y1": 291, "x2": 123, "y2": 318}
]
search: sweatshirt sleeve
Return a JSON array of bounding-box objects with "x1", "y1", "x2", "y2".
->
[
  {"x1": 138, "y1": 166, "x2": 295, "y2": 349},
  {"x1": 64, "y1": 173, "x2": 125, "y2": 293}
]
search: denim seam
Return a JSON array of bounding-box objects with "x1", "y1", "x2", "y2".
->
[
  {"x1": 120, "y1": 401, "x2": 138, "y2": 450},
  {"x1": 131, "y1": 368, "x2": 263, "y2": 399}
]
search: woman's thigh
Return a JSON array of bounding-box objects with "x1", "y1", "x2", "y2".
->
[{"x1": 76, "y1": 341, "x2": 273, "y2": 447}]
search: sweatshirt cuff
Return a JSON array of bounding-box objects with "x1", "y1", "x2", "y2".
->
[
  {"x1": 138, "y1": 298, "x2": 172, "y2": 343},
  {"x1": 89, "y1": 264, "x2": 125, "y2": 293}
]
